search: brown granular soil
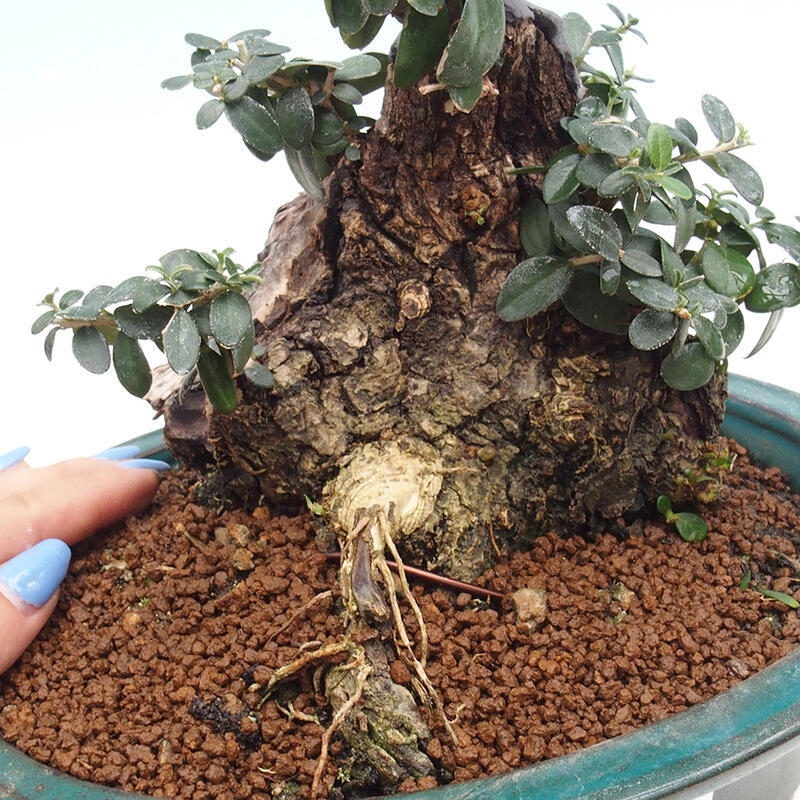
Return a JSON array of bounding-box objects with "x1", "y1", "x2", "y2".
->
[{"x1": 2, "y1": 438, "x2": 800, "y2": 800}]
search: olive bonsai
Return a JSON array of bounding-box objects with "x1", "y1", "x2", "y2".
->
[{"x1": 34, "y1": 2, "x2": 800, "y2": 793}]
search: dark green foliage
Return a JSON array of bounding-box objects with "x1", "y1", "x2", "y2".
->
[
  {"x1": 162, "y1": 29, "x2": 387, "y2": 200},
  {"x1": 164, "y1": 0, "x2": 508, "y2": 186},
  {"x1": 37, "y1": 3, "x2": 800, "y2": 409},
  {"x1": 34, "y1": 250, "x2": 271, "y2": 413},
  {"x1": 499, "y1": 7, "x2": 800, "y2": 391}
]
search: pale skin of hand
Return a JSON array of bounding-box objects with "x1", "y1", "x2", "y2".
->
[{"x1": 0, "y1": 459, "x2": 159, "y2": 674}]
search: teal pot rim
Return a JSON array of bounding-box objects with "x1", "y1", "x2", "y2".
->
[{"x1": 2, "y1": 374, "x2": 800, "y2": 800}]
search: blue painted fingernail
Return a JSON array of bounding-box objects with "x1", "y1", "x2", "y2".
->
[
  {"x1": 118, "y1": 458, "x2": 171, "y2": 472},
  {"x1": 93, "y1": 444, "x2": 142, "y2": 461},
  {"x1": 0, "y1": 539, "x2": 71, "y2": 609},
  {"x1": 0, "y1": 446, "x2": 31, "y2": 471}
]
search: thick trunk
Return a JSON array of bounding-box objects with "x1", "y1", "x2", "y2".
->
[
  {"x1": 156, "y1": 13, "x2": 724, "y2": 580},
  {"x1": 151, "y1": 12, "x2": 727, "y2": 791}
]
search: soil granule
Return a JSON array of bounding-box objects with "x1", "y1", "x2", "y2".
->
[{"x1": 2, "y1": 438, "x2": 800, "y2": 800}]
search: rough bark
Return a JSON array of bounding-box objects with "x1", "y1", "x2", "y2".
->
[{"x1": 155, "y1": 14, "x2": 725, "y2": 580}]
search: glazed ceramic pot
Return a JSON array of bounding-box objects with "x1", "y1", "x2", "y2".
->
[{"x1": 2, "y1": 374, "x2": 799, "y2": 800}]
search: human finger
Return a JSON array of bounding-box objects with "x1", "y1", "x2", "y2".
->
[
  {"x1": 0, "y1": 456, "x2": 168, "y2": 564},
  {"x1": 0, "y1": 539, "x2": 70, "y2": 673}
]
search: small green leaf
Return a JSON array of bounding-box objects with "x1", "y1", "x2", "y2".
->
[
  {"x1": 620, "y1": 249, "x2": 662, "y2": 277},
  {"x1": 330, "y1": 0, "x2": 370, "y2": 35},
  {"x1": 597, "y1": 169, "x2": 638, "y2": 198},
  {"x1": 543, "y1": 153, "x2": 581, "y2": 204},
  {"x1": 436, "y1": 0, "x2": 505, "y2": 89},
  {"x1": 231, "y1": 325, "x2": 256, "y2": 374},
  {"x1": 626, "y1": 278, "x2": 680, "y2": 311},
  {"x1": 244, "y1": 362, "x2": 276, "y2": 388},
  {"x1": 549, "y1": 201, "x2": 589, "y2": 252},
  {"x1": 755, "y1": 588, "x2": 800, "y2": 609},
  {"x1": 114, "y1": 305, "x2": 173, "y2": 340},
  {"x1": 236, "y1": 32, "x2": 282, "y2": 53},
  {"x1": 447, "y1": 79, "x2": 484, "y2": 112},
  {"x1": 716, "y1": 151, "x2": 764, "y2": 206},
  {"x1": 332, "y1": 82, "x2": 363, "y2": 104},
  {"x1": 113, "y1": 333, "x2": 152, "y2": 398},
  {"x1": 225, "y1": 96, "x2": 283, "y2": 157},
  {"x1": 566, "y1": 205, "x2": 623, "y2": 262},
  {"x1": 162, "y1": 75, "x2": 193, "y2": 91},
  {"x1": 745, "y1": 263, "x2": 800, "y2": 312},
  {"x1": 276, "y1": 87, "x2": 315, "y2": 149},
  {"x1": 693, "y1": 315, "x2": 726, "y2": 361},
  {"x1": 496, "y1": 256, "x2": 572, "y2": 322},
  {"x1": 562, "y1": 271, "x2": 629, "y2": 335},
  {"x1": 574, "y1": 96, "x2": 607, "y2": 121},
  {"x1": 656, "y1": 495, "x2": 672, "y2": 515},
  {"x1": 84, "y1": 286, "x2": 112, "y2": 312},
  {"x1": 185, "y1": 33, "x2": 221, "y2": 50},
  {"x1": 721, "y1": 308, "x2": 745, "y2": 356},
  {"x1": 163, "y1": 309, "x2": 201, "y2": 375},
  {"x1": 59, "y1": 290, "x2": 84, "y2": 309},
  {"x1": 761, "y1": 223, "x2": 800, "y2": 261},
  {"x1": 701, "y1": 94, "x2": 735, "y2": 142},
  {"x1": 197, "y1": 346, "x2": 238, "y2": 413},
  {"x1": 31, "y1": 309, "x2": 56, "y2": 335},
  {"x1": 674, "y1": 200, "x2": 696, "y2": 254},
  {"x1": 673, "y1": 512, "x2": 708, "y2": 543},
  {"x1": 222, "y1": 76, "x2": 249, "y2": 102},
  {"x1": 393, "y1": 4, "x2": 450, "y2": 88},
  {"x1": 312, "y1": 109, "x2": 346, "y2": 148},
  {"x1": 588, "y1": 121, "x2": 639, "y2": 158},
  {"x1": 363, "y1": 0, "x2": 396, "y2": 14},
  {"x1": 519, "y1": 198, "x2": 553, "y2": 257},
  {"x1": 562, "y1": 13, "x2": 591, "y2": 59},
  {"x1": 646, "y1": 122, "x2": 673, "y2": 172},
  {"x1": 575, "y1": 152, "x2": 618, "y2": 189},
  {"x1": 408, "y1": 0, "x2": 443, "y2": 13},
  {"x1": 284, "y1": 144, "x2": 324, "y2": 202},
  {"x1": 340, "y1": 15, "x2": 386, "y2": 49},
  {"x1": 44, "y1": 327, "x2": 57, "y2": 361},
  {"x1": 746, "y1": 309, "x2": 782, "y2": 358},
  {"x1": 335, "y1": 54, "x2": 383, "y2": 82},
  {"x1": 243, "y1": 54, "x2": 285, "y2": 84},
  {"x1": 628, "y1": 309, "x2": 678, "y2": 351},
  {"x1": 739, "y1": 569, "x2": 752, "y2": 590},
  {"x1": 106, "y1": 276, "x2": 155, "y2": 306},
  {"x1": 659, "y1": 175, "x2": 693, "y2": 201},
  {"x1": 702, "y1": 242, "x2": 736, "y2": 297},
  {"x1": 590, "y1": 30, "x2": 621, "y2": 47},
  {"x1": 600, "y1": 259, "x2": 621, "y2": 295},
  {"x1": 661, "y1": 240, "x2": 686, "y2": 285},
  {"x1": 210, "y1": 291, "x2": 254, "y2": 348},
  {"x1": 567, "y1": 118, "x2": 592, "y2": 147},
  {"x1": 674, "y1": 117, "x2": 698, "y2": 149},
  {"x1": 72, "y1": 327, "x2": 111, "y2": 375},
  {"x1": 196, "y1": 99, "x2": 224, "y2": 130},
  {"x1": 660, "y1": 341, "x2": 716, "y2": 390}
]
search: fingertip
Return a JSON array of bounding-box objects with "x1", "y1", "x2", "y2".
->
[
  {"x1": 0, "y1": 539, "x2": 71, "y2": 609},
  {"x1": 0, "y1": 590, "x2": 59, "y2": 675},
  {"x1": 0, "y1": 446, "x2": 31, "y2": 471}
]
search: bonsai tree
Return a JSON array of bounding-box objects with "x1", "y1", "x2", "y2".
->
[{"x1": 34, "y1": 2, "x2": 800, "y2": 793}]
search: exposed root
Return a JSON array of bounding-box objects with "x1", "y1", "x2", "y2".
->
[
  {"x1": 375, "y1": 510, "x2": 429, "y2": 667},
  {"x1": 266, "y1": 590, "x2": 333, "y2": 644},
  {"x1": 258, "y1": 639, "x2": 353, "y2": 707},
  {"x1": 311, "y1": 650, "x2": 372, "y2": 800},
  {"x1": 340, "y1": 510, "x2": 459, "y2": 745}
]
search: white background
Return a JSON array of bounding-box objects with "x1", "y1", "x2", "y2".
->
[{"x1": 2, "y1": 1, "x2": 798, "y2": 465}]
